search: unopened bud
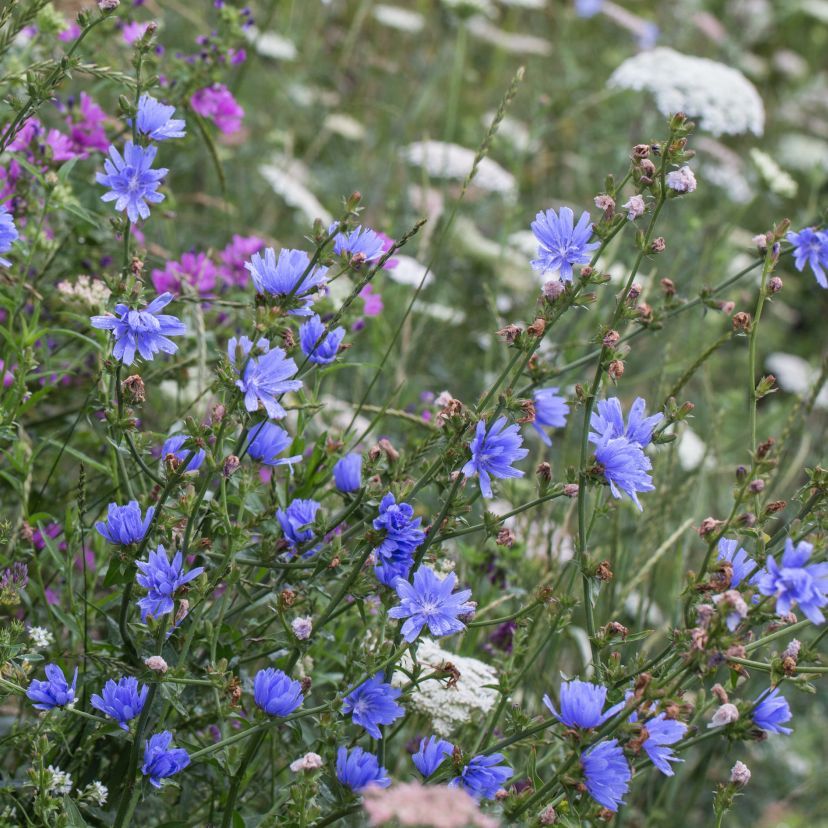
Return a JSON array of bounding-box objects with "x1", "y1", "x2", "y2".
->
[
  {"x1": 527, "y1": 318, "x2": 546, "y2": 337},
  {"x1": 144, "y1": 655, "x2": 168, "y2": 673},
  {"x1": 749, "y1": 478, "x2": 764, "y2": 493},
  {"x1": 563, "y1": 483, "x2": 579, "y2": 498},
  {"x1": 536, "y1": 462, "x2": 552, "y2": 482},
  {"x1": 768, "y1": 276, "x2": 783, "y2": 293},
  {"x1": 496, "y1": 324, "x2": 522, "y2": 344},
  {"x1": 121, "y1": 374, "x2": 145, "y2": 404},
  {"x1": 496, "y1": 528, "x2": 515, "y2": 547},
  {"x1": 543, "y1": 279, "x2": 565, "y2": 300},
  {"x1": 660, "y1": 277, "x2": 676, "y2": 296},
  {"x1": 650, "y1": 237, "x2": 666, "y2": 253},
  {"x1": 608, "y1": 359, "x2": 625, "y2": 381},
  {"x1": 730, "y1": 761, "x2": 751, "y2": 787},
  {"x1": 223, "y1": 455, "x2": 240, "y2": 478},
  {"x1": 602, "y1": 330, "x2": 620, "y2": 348},
  {"x1": 732, "y1": 311, "x2": 751, "y2": 332}
]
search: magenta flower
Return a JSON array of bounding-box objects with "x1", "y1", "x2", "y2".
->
[
  {"x1": 190, "y1": 84, "x2": 244, "y2": 135},
  {"x1": 218, "y1": 235, "x2": 265, "y2": 286},
  {"x1": 151, "y1": 252, "x2": 218, "y2": 296},
  {"x1": 122, "y1": 21, "x2": 151, "y2": 45},
  {"x1": 359, "y1": 284, "x2": 384, "y2": 316}
]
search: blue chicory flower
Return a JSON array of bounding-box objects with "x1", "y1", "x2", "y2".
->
[
  {"x1": 91, "y1": 676, "x2": 149, "y2": 731},
  {"x1": 412, "y1": 736, "x2": 454, "y2": 778},
  {"x1": 717, "y1": 538, "x2": 756, "y2": 589},
  {"x1": 333, "y1": 453, "x2": 362, "y2": 492},
  {"x1": 591, "y1": 434, "x2": 655, "y2": 511},
  {"x1": 543, "y1": 679, "x2": 626, "y2": 729},
  {"x1": 95, "y1": 501, "x2": 155, "y2": 545},
  {"x1": 276, "y1": 498, "x2": 321, "y2": 553},
  {"x1": 228, "y1": 335, "x2": 302, "y2": 420},
  {"x1": 245, "y1": 248, "x2": 328, "y2": 314},
  {"x1": 372, "y1": 493, "x2": 425, "y2": 586},
  {"x1": 161, "y1": 434, "x2": 206, "y2": 472},
  {"x1": 342, "y1": 673, "x2": 404, "y2": 739},
  {"x1": 336, "y1": 746, "x2": 390, "y2": 791},
  {"x1": 246, "y1": 421, "x2": 302, "y2": 468},
  {"x1": 90, "y1": 292, "x2": 186, "y2": 365},
  {"x1": 0, "y1": 202, "x2": 19, "y2": 267},
  {"x1": 253, "y1": 668, "x2": 303, "y2": 717},
  {"x1": 135, "y1": 545, "x2": 204, "y2": 622},
  {"x1": 787, "y1": 227, "x2": 828, "y2": 289},
  {"x1": 531, "y1": 387, "x2": 569, "y2": 446},
  {"x1": 756, "y1": 538, "x2": 828, "y2": 624},
  {"x1": 26, "y1": 664, "x2": 77, "y2": 710},
  {"x1": 97, "y1": 141, "x2": 168, "y2": 223},
  {"x1": 331, "y1": 223, "x2": 385, "y2": 263},
  {"x1": 388, "y1": 566, "x2": 474, "y2": 643},
  {"x1": 142, "y1": 731, "x2": 190, "y2": 788},
  {"x1": 751, "y1": 687, "x2": 792, "y2": 735},
  {"x1": 530, "y1": 206, "x2": 599, "y2": 282},
  {"x1": 581, "y1": 739, "x2": 631, "y2": 811},
  {"x1": 462, "y1": 416, "x2": 528, "y2": 499},
  {"x1": 135, "y1": 94, "x2": 186, "y2": 141},
  {"x1": 450, "y1": 753, "x2": 512, "y2": 800},
  {"x1": 299, "y1": 314, "x2": 345, "y2": 364},
  {"x1": 589, "y1": 396, "x2": 662, "y2": 447},
  {"x1": 628, "y1": 703, "x2": 687, "y2": 776}
]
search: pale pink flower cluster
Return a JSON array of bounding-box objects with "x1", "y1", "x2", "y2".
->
[{"x1": 363, "y1": 782, "x2": 499, "y2": 828}]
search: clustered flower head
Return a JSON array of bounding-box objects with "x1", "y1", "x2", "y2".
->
[
  {"x1": 190, "y1": 83, "x2": 244, "y2": 134},
  {"x1": 135, "y1": 545, "x2": 204, "y2": 622},
  {"x1": 253, "y1": 668, "x2": 304, "y2": 716},
  {"x1": 96, "y1": 500, "x2": 155, "y2": 545},
  {"x1": 462, "y1": 416, "x2": 528, "y2": 498},
  {"x1": 530, "y1": 206, "x2": 599, "y2": 282},
  {"x1": 91, "y1": 676, "x2": 148, "y2": 730},
  {"x1": 228, "y1": 335, "x2": 302, "y2": 419},
  {"x1": 389, "y1": 566, "x2": 474, "y2": 642},
  {"x1": 372, "y1": 493, "x2": 426, "y2": 585},
  {"x1": 90, "y1": 293, "x2": 187, "y2": 365},
  {"x1": 342, "y1": 673, "x2": 405, "y2": 739}
]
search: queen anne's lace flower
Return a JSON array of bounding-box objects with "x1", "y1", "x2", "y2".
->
[{"x1": 608, "y1": 48, "x2": 764, "y2": 136}]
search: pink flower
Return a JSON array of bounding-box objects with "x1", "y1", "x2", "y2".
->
[
  {"x1": 58, "y1": 23, "x2": 81, "y2": 42},
  {"x1": 44, "y1": 129, "x2": 78, "y2": 162},
  {"x1": 8, "y1": 117, "x2": 42, "y2": 152},
  {"x1": 377, "y1": 232, "x2": 399, "y2": 269},
  {"x1": 151, "y1": 252, "x2": 218, "y2": 296},
  {"x1": 359, "y1": 284, "x2": 383, "y2": 317},
  {"x1": 362, "y1": 782, "x2": 498, "y2": 828},
  {"x1": 190, "y1": 84, "x2": 244, "y2": 135},
  {"x1": 218, "y1": 234, "x2": 265, "y2": 286},
  {"x1": 122, "y1": 21, "x2": 151, "y2": 45},
  {"x1": 66, "y1": 93, "x2": 110, "y2": 156}
]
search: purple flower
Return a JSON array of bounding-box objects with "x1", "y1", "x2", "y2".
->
[
  {"x1": 151, "y1": 252, "x2": 217, "y2": 296},
  {"x1": 336, "y1": 746, "x2": 390, "y2": 791},
  {"x1": 591, "y1": 434, "x2": 655, "y2": 511},
  {"x1": 787, "y1": 227, "x2": 828, "y2": 289},
  {"x1": 218, "y1": 235, "x2": 265, "y2": 286},
  {"x1": 90, "y1": 292, "x2": 186, "y2": 365},
  {"x1": 717, "y1": 538, "x2": 756, "y2": 589},
  {"x1": 142, "y1": 731, "x2": 190, "y2": 788},
  {"x1": 253, "y1": 668, "x2": 303, "y2": 716},
  {"x1": 135, "y1": 94, "x2": 186, "y2": 141},
  {"x1": 161, "y1": 434, "x2": 206, "y2": 472},
  {"x1": 666, "y1": 166, "x2": 697, "y2": 193},
  {"x1": 589, "y1": 396, "x2": 662, "y2": 447},
  {"x1": 190, "y1": 84, "x2": 244, "y2": 134},
  {"x1": 245, "y1": 248, "x2": 328, "y2": 315},
  {"x1": 299, "y1": 314, "x2": 345, "y2": 364},
  {"x1": 450, "y1": 753, "x2": 512, "y2": 800},
  {"x1": 581, "y1": 739, "x2": 630, "y2": 811},
  {"x1": 575, "y1": 0, "x2": 604, "y2": 17},
  {"x1": 372, "y1": 493, "x2": 425, "y2": 586},
  {"x1": 333, "y1": 453, "x2": 362, "y2": 492},
  {"x1": 331, "y1": 224, "x2": 385, "y2": 262},
  {"x1": 277, "y1": 499, "x2": 321, "y2": 551},
  {"x1": 462, "y1": 416, "x2": 528, "y2": 498},
  {"x1": 530, "y1": 206, "x2": 599, "y2": 282},
  {"x1": 122, "y1": 21, "x2": 151, "y2": 45},
  {"x1": 135, "y1": 545, "x2": 204, "y2": 622},
  {"x1": 342, "y1": 673, "x2": 404, "y2": 739},
  {"x1": 66, "y1": 92, "x2": 109, "y2": 155},
  {"x1": 751, "y1": 687, "x2": 792, "y2": 735},
  {"x1": 0, "y1": 202, "x2": 19, "y2": 267},
  {"x1": 95, "y1": 501, "x2": 155, "y2": 545},
  {"x1": 228, "y1": 336, "x2": 302, "y2": 420},
  {"x1": 757, "y1": 538, "x2": 828, "y2": 624},
  {"x1": 96, "y1": 141, "x2": 167, "y2": 223},
  {"x1": 389, "y1": 566, "x2": 474, "y2": 642},
  {"x1": 543, "y1": 679, "x2": 626, "y2": 729},
  {"x1": 531, "y1": 387, "x2": 568, "y2": 446},
  {"x1": 246, "y1": 421, "x2": 302, "y2": 468},
  {"x1": 412, "y1": 736, "x2": 454, "y2": 777},
  {"x1": 91, "y1": 676, "x2": 148, "y2": 730},
  {"x1": 26, "y1": 664, "x2": 77, "y2": 710}
]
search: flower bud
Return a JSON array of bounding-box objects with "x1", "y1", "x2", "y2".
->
[
  {"x1": 496, "y1": 324, "x2": 522, "y2": 344},
  {"x1": 749, "y1": 478, "x2": 764, "y2": 493},
  {"x1": 602, "y1": 330, "x2": 620, "y2": 348},
  {"x1": 144, "y1": 655, "x2": 168, "y2": 673},
  {"x1": 223, "y1": 455, "x2": 240, "y2": 478},
  {"x1": 496, "y1": 528, "x2": 515, "y2": 547},
  {"x1": 563, "y1": 483, "x2": 579, "y2": 497},
  {"x1": 608, "y1": 359, "x2": 625, "y2": 381},
  {"x1": 527, "y1": 318, "x2": 546, "y2": 337},
  {"x1": 650, "y1": 237, "x2": 666, "y2": 253},
  {"x1": 536, "y1": 462, "x2": 552, "y2": 482},
  {"x1": 732, "y1": 311, "x2": 751, "y2": 332},
  {"x1": 768, "y1": 276, "x2": 783, "y2": 293},
  {"x1": 660, "y1": 277, "x2": 676, "y2": 296},
  {"x1": 543, "y1": 279, "x2": 565, "y2": 300},
  {"x1": 121, "y1": 374, "x2": 145, "y2": 404},
  {"x1": 708, "y1": 703, "x2": 739, "y2": 728},
  {"x1": 730, "y1": 761, "x2": 751, "y2": 787}
]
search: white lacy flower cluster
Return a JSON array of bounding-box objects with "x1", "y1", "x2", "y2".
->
[
  {"x1": 393, "y1": 638, "x2": 499, "y2": 736},
  {"x1": 28, "y1": 626, "x2": 54, "y2": 649},
  {"x1": 608, "y1": 48, "x2": 765, "y2": 136},
  {"x1": 57, "y1": 275, "x2": 111, "y2": 308},
  {"x1": 45, "y1": 766, "x2": 72, "y2": 796},
  {"x1": 400, "y1": 141, "x2": 517, "y2": 200}
]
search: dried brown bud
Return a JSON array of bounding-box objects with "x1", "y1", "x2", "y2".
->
[
  {"x1": 223, "y1": 455, "x2": 240, "y2": 478},
  {"x1": 580, "y1": 265, "x2": 595, "y2": 279},
  {"x1": 711, "y1": 683, "x2": 729, "y2": 704},
  {"x1": 518, "y1": 400, "x2": 536, "y2": 424},
  {"x1": 496, "y1": 528, "x2": 516, "y2": 548},
  {"x1": 121, "y1": 374, "x2": 145, "y2": 404},
  {"x1": 539, "y1": 805, "x2": 557, "y2": 825},
  {"x1": 765, "y1": 499, "x2": 786, "y2": 514},
  {"x1": 527, "y1": 318, "x2": 546, "y2": 338},
  {"x1": 496, "y1": 324, "x2": 522, "y2": 344},
  {"x1": 660, "y1": 277, "x2": 676, "y2": 296},
  {"x1": 563, "y1": 483, "x2": 579, "y2": 498},
  {"x1": 698, "y1": 516, "x2": 723, "y2": 536},
  {"x1": 739, "y1": 512, "x2": 756, "y2": 527},
  {"x1": 227, "y1": 676, "x2": 242, "y2": 707},
  {"x1": 602, "y1": 330, "x2": 620, "y2": 348},
  {"x1": 638, "y1": 302, "x2": 653, "y2": 321},
  {"x1": 608, "y1": 359, "x2": 625, "y2": 381},
  {"x1": 627, "y1": 283, "x2": 642, "y2": 302},
  {"x1": 650, "y1": 237, "x2": 666, "y2": 253},
  {"x1": 130, "y1": 256, "x2": 144, "y2": 277},
  {"x1": 210, "y1": 403, "x2": 226, "y2": 424},
  {"x1": 377, "y1": 438, "x2": 400, "y2": 463},
  {"x1": 543, "y1": 279, "x2": 566, "y2": 300},
  {"x1": 595, "y1": 560, "x2": 613, "y2": 581},
  {"x1": 757, "y1": 437, "x2": 775, "y2": 458},
  {"x1": 732, "y1": 311, "x2": 752, "y2": 332},
  {"x1": 300, "y1": 676, "x2": 313, "y2": 694},
  {"x1": 594, "y1": 194, "x2": 615, "y2": 217},
  {"x1": 782, "y1": 656, "x2": 797, "y2": 676},
  {"x1": 602, "y1": 621, "x2": 629, "y2": 639},
  {"x1": 640, "y1": 159, "x2": 656, "y2": 177},
  {"x1": 281, "y1": 328, "x2": 296, "y2": 349},
  {"x1": 536, "y1": 462, "x2": 552, "y2": 482},
  {"x1": 632, "y1": 143, "x2": 651, "y2": 159},
  {"x1": 174, "y1": 598, "x2": 190, "y2": 626},
  {"x1": 280, "y1": 588, "x2": 296, "y2": 607},
  {"x1": 768, "y1": 276, "x2": 783, "y2": 294}
]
